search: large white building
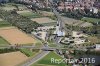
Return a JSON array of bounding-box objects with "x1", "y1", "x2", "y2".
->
[{"x1": 54, "y1": 21, "x2": 65, "y2": 37}]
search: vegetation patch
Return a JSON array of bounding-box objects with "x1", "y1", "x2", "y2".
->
[
  {"x1": 0, "y1": 9, "x2": 41, "y2": 33},
  {"x1": 18, "y1": 11, "x2": 41, "y2": 18},
  {"x1": 88, "y1": 36, "x2": 100, "y2": 44},
  {"x1": 41, "y1": 22, "x2": 56, "y2": 26},
  {"x1": 1, "y1": 4, "x2": 16, "y2": 11},
  {"x1": 20, "y1": 48, "x2": 34, "y2": 57},
  {"x1": 81, "y1": 17, "x2": 100, "y2": 23},
  {"x1": 32, "y1": 52, "x2": 66, "y2": 66},
  {"x1": 0, "y1": 48, "x2": 19, "y2": 54},
  {"x1": 47, "y1": 39, "x2": 57, "y2": 47},
  {"x1": 0, "y1": 21, "x2": 11, "y2": 28}
]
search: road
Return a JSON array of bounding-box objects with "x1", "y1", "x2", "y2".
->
[
  {"x1": 20, "y1": 33, "x2": 50, "y2": 66},
  {"x1": 0, "y1": 45, "x2": 76, "y2": 50},
  {"x1": 21, "y1": 34, "x2": 50, "y2": 66},
  {"x1": 49, "y1": 0, "x2": 71, "y2": 35}
]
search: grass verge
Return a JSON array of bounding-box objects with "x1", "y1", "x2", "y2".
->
[
  {"x1": 0, "y1": 21, "x2": 11, "y2": 28},
  {"x1": 0, "y1": 36, "x2": 9, "y2": 46}
]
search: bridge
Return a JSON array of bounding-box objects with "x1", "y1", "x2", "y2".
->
[{"x1": 0, "y1": 45, "x2": 88, "y2": 51}]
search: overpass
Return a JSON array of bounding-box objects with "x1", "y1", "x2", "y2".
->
[{"x1": 0, "y1": 45, "x2": 87, "y2": 51}]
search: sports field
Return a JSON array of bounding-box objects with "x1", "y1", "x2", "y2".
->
[
  {"x1": 0, "y1": 27, "x2": 36, "y2": 45},
  {"x1": 0, "y1": 51, "x2": 28, "y2": 66}
]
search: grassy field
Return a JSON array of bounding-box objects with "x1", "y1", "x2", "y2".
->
[
  {"x1": 1, "y1": 4, "x2": 16, "y2": 11},
  {"x1": 41, "y1": 22, "x2": 56, "y2": 26},
  {"x1": 20, "y1": 48, "x2": 40, "y2": 57},
  {"x1": 0, "y1": 21, "x2": 11, "y2": 28},
  {"x1": 19, "y1": 12, "x2": 41, "y2": 18},
  {"x1": 81, "y1": 17, "x2": 100, "y2": 23},
  {"x1": 47, "y1": 39, "x2": 57, "y2": 47},
  {"x1": 35, "y1": 41, "x2": 43, "y2": 47},
  {"x1": 32, "y1": 52, "x2": 68, "y2": 66},
  {"x1": 0, "y1": 37, "x2": 9, "y2": 46},
  {"x1": 0, "y1": 3, "x2": 27, "y2": 11},
  {"x1": 20, "y1": 48, "x2": 35, "y2": 57},
  {"x1": 48, "y1": 43, "x2": 57, "y2": 47}
]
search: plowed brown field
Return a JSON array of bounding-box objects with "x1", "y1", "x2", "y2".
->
[
  {"x1": 0, "y1": 27, "x2": 35, "y2": 45},
  {"x1": 0, "y1": 51, "x2": 28, "y2": 66}
]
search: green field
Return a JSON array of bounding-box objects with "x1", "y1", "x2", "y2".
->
[
  {"x1": 19, "y1": 12, "x2": 41, "y2": 18},
  {"x1": 41, "y1": 22, "x2": 56, "y2": 26},
  {"x1": 20, "y1": 48, "x2": 39, "y2": 57},
  {"x1": 47, "y1": 39, "x2": 57, "y2": 47},
  {"x1": 1, "y1": 3, "x2": 26, "y2": 10},
  {"x1": 0, "y1": 37, "x2": 9, "y2": 46},
  {"x1": 81, "y1": 17, "x2": 100, "y2": 23},
  {"x1": 20, "y1": 48, "x2": 34, "y2": 57},
  {"x1": 32, "y1": 52, "x2": 68, "y2": 66},
  {"x1": 0, "y1": 21, "x2": 11, "y2": 28},
  {"x1": 0, "y1": 4, "x2": 16, "y2": 11}
]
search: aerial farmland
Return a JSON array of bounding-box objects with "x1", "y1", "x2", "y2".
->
[
  {"x1": 0, "y1": 51, "x2": 28, "y2": 66},
  {"x1": 0, "y1": 27, "x2": 36, "y2": 45},
  {"x1": 0, "y1": 0, "x2": 100, "y2": 66}
]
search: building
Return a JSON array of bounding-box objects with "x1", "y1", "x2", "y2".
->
[
  {"x1": 57, "y1": 0, "x2": 98, "y2": 11},
  {"x1": 54, "y1": 21, "x2": 66, "y2": 37},
  {"x1": 61, "y1": 36, "x2": 86, "y2": 45},
  {"x1": 90, "y1": 7, "x2": 98, "y2": 14},
  {"x1": 95, "y1": 44, "x2": 100, "y2": 50}
]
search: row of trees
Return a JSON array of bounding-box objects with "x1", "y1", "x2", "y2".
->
[
  {"x1": 0, "y1": 48, "x2": 19, "y2": 54},
  {"x1": 0, "y1": 9, "x2": 42, "y2": 33},
  {"x1": 0, "y1": 0, "x2": 19, "y2": 3}
]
